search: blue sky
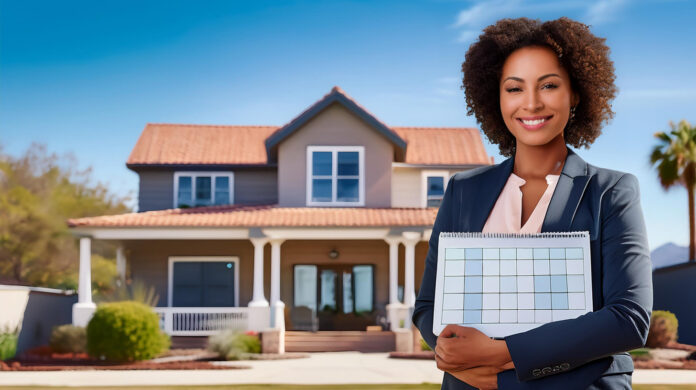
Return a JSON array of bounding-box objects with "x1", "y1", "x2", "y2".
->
[{"x1": 1, "y1": 0, "x2": 695, "y2": 251}]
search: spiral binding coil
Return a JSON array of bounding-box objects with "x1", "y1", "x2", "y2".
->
[{"x1": 439, "y1": 231, "x2": 589, "y2": 239}]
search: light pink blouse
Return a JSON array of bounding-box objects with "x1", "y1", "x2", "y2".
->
[{"x1": 482, "y1": 173, "x2": 560, "y2": 234}]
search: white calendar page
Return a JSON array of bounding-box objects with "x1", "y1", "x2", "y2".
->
[{"x1": 433, "y1": 232, "x2": 593, "y2": 338}]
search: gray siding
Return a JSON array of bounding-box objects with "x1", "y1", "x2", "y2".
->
[
  {"x1": 138, "y1": 168, "x2": 278, "y2": 212},
  {"x1": 17, "y1": 292, "x2": 77, "y2": 354},
  {"x1": 138, "y1": 171, "x2": 174, "y2": 212},
  {"x1": 653, "y1": 263, "x2": 696, "y2": 344},
  {"x1": 235, "y1": 169, "x2": 278, "y2": 205}
]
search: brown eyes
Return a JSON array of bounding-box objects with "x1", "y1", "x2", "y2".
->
[{"x1": 504, "y1": 83, "x2": 558, "y2": 93}]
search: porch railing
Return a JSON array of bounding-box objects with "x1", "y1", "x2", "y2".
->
[{"x1": 153, "y1": 307, "x2": 249, "y2": 336}]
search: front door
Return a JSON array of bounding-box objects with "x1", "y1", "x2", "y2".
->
[{"x1": 292, "y1": 264, "x2": 375, "y2": 331}]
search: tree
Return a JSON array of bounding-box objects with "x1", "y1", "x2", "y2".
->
[
  {"x1": 0, "y1": 142, "x2": 132, "y2": 293},
  {"x1": 650, "y1": 119, "x2": 696, "y2": 262}
]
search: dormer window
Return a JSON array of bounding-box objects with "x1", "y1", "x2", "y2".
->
[
  {"x1": 306, "y1": 146, "x2": 365, "y2": 206},
  {"x1": 174, "y1": 172, "x2": 234, "y2": 208},
  {"x1": 421, "y1": 170, "x2": 449, "y2": 208}
]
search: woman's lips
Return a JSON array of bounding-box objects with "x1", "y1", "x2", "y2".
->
[{"x1": 517, "y1": 115, "x2": 553, "y2": 130}]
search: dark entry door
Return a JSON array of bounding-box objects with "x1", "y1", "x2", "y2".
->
[
  {"x1": 316, "y1": 264, "x2": 374, "y2": 330},
  {"x1": 172, "y1": 261, "x2": 236, "y2": 307}
]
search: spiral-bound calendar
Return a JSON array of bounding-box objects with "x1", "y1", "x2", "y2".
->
[{"x1": 433, "y1": 231, "x2": 592, "y2": 338}]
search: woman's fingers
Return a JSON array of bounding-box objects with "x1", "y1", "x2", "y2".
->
[{"x1": 435, "y1": 351, "x2": 464, "y2": 371}]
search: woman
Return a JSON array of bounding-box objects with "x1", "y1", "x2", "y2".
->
[{"x1": 412, "y1": 17, "x2": 652, "y2": 389}]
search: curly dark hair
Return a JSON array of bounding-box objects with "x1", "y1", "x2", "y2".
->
[{"x1": 461, "y1": 17, "x2": 617, "y2": 157}]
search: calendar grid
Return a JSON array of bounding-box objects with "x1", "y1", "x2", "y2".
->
[{"x1": 435, "y1": 232, "x2": 592, "y2": 337}]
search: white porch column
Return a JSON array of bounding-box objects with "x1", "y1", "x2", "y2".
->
[
  {"x1": 269, "y1": 238, "x2": 285, "y2": 330},
  {"x1": 115, "y1": 246, "x2": 126, "y2": 281},
  {"x1": 402, "y1": 231, "x2": 421, "y2": 329},
  {"x1": 72, "y1": 237, "x2": 96, "y2": 326},
  {"x1": 249, "y1": 238, "x2": 270, "y2": 307},
  {"x1": 384, "y1": 236, "x2": 405, "y2": 330},
  {"x1": 385, "y1": 237, "x2": 401, "y2": 305}
]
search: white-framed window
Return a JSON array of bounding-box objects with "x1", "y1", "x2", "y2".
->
[
  {"x1": 173, "y1": 172, "x2": 234, "y2": 208},
  {"x1": 167, "y1": 256, "x2": 240, "y2": 307},
  {"x1": 306, "y1": 146, "x2": 365, "y2": 206},
  {"x1": 421, "y1": 170, "x2": 450, "y2": 208}
]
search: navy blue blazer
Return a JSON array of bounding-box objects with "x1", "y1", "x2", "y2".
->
[{"x1": 413, "y1": 146, "x2": 653, "y2": 389}]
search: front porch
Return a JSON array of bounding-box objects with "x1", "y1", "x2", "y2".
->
[{"x1": 68, "y1": 206, "x2": 437, "y2": 351}]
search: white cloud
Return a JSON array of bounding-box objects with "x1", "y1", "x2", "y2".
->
[
  {"x1": 452, "y1": 0, "x2": 522, "y2": 28},
  {"x1": 457, "y1": 30, "x2": 480, "y2": 43},
  {"x1": 451, "y1": 0, "x2": 631, "y2": 43},
  {"x1": 584, "y1": 0, "x2": 628, "y2": 25}
]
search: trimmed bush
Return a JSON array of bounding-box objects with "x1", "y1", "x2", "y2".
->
[
  {"x1": 208, "y1": 329, "x2": 261, "y2": 360},
  {"x1": 86, "y1": 301, "x2": 170, "y2": 361},
  {"x1": 0, "y1": 330, "x2": 18, "y2": 361},
  {"x1": 50, "y1": 325, "x2": 87, "y2": 354},
  {"x1": 646, "y1": 310, "x2": 679, "y2": 348}
]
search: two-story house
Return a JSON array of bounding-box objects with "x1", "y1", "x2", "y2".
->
[{"x1": 68, "y1": 86, "x2": 492, "y2": 349}]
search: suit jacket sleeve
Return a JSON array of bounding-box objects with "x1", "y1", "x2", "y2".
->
[
  {"x1": 503, "y1": 173, "x2": 653, "y2": 381},
  {"x1": 412, "y1": 175, "x2": 457, "y2": 350}
]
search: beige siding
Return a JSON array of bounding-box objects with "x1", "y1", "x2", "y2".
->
[
  {"x1": 277, "y1": 103, "x2": 394, "y2": 207},
  {"x1": 391, "y1": 167, "x2": 460, "y2": 208},
  {"x1": 391, "y1": 167, "x2": 421, "y2": 208}
]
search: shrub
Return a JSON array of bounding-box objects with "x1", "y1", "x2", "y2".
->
[
  {"x1": 646, "y1": 310, "x2": 679, "y2": 348},
  {"x1": 50, "y1": 325, "x2": 87, "y2": 354},
  {"x1": 420, "y1": 338, "x2": 432, "y2": 351},
  {"x1": 86, "y1": 301, "x2": 170, "y2": 361},
  {"x1": 208, "y1": 329, "x2": 261, "y2": 360},
  {"x1": 0, "y1": 327, "x2": 18, "y2": 361}
]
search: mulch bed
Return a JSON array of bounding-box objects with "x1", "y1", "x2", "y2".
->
[
  {"x1": 0, "y1": 360, "x2": 249, "y2": 371},
  {"x1": 0, "y1": 347, "x2": 249, "y2": 371}
]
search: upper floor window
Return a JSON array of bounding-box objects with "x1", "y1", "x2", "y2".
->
[
  {"x1": 174, "y1": 172, "x2": 234, "y2": 208},
  {"x1": 421, "y1": 170, "x2": 449, "y2": 208},
  {"x1": 306, "y1": 146, "x2": 365, "y2": 206}
]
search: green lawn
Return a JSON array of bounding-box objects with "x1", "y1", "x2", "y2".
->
[{"x1": 0, "y1": 385, "x2": 695, "y2": 390}]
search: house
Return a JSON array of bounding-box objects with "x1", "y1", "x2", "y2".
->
[{"x1": 67, "y1": 86, "x2": 492, "y2": 348}]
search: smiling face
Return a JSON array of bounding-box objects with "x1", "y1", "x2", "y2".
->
[{"x1": 499, "y1": 45, "x2": 578, "y2": 150}]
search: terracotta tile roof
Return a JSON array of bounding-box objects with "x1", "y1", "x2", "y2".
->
[
  {"x1": 127, "y1": 124, "x2": 278, "y2": 166},
  {"x1": 392, "y1": 127, "x2": 489, "y2": 165},
  {"x1": 126, "y1": 123, "x2": 488, "y2": 167},
  {"x1": 67, "y1": 205, "x2": 439, "y2": 228}
]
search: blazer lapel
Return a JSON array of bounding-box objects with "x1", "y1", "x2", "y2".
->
[
  {"x1": 467, "y1": 155, "x2": 514, "y2": 232},
  {"x1": 541, "y1": 146, "x2": 591, "y2": 233},
  {"x1": 467, "y1": 146, "x2": 590, "y2": 233}
]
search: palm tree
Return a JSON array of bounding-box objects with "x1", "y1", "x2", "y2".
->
[{"x1": 650, "y1": 120, "x2": 696, "y2": 262}]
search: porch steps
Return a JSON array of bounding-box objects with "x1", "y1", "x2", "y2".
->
[{"x1": 284, "y1": 331, "x2": 396, "y2": 352}]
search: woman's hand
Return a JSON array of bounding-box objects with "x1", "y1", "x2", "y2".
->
[
  {"x1": 445, "y1": 361, "x2": 516, "y2": 390},
  {"x1": 435, "y1": 324, "x2": 513, "y2": 371}
]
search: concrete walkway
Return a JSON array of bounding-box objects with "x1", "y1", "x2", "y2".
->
[{"x1": 0, "y1": 352, "x2": 694, "y2": 387}]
